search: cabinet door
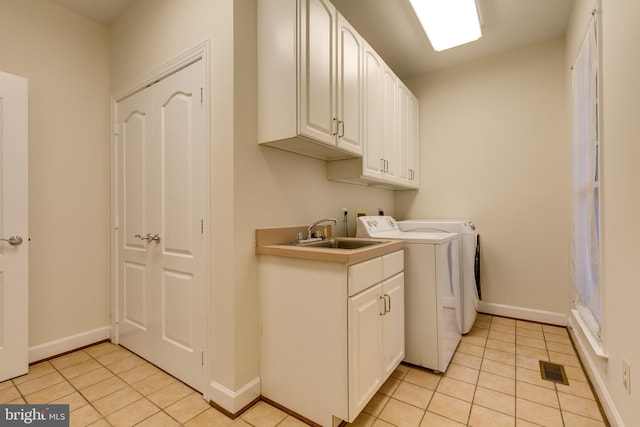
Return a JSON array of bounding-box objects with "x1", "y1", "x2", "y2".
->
[
  {"x1": 299, "y1": 0, "x2": 337, "y2": 146},
  {"x1": 397, "y1": 83, "x2": 419, "y2": 188},
  {"x1": 362, "y1": 42, "x2": 383, "y2": 178},
  {"x1": 408, "y1": 91, "x2": 420, "y2": 186},
  {"x1": 397, "y1": 81, "x2": 411, "y2": 184},
  {"x1": 382, "y1": 273, "x2": 405, "y2": 379},
  {"x1": 336, "y1": 14, "x2": 363, "y2": 155},
  {"x1": 348, "y1": 284, "x2": 383, "y2": 421},
  {"x1": 381, "y1": 64, "x2": 398, "y2": 180}
]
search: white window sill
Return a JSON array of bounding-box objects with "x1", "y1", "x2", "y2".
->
[{"x1": 570, "y1": 309, "x2": 608, "y2": 360}]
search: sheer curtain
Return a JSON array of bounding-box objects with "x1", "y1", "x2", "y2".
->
[{"x1": 571, "y1": 14, "x2": 601, "y2": 339}]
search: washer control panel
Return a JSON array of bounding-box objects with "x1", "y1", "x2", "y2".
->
[{"x1": 356, "y1": 215, "x2": 400, "y2": 236}]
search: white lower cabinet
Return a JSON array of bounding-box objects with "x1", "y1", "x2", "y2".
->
[
  {"x1": 348, "y1": 272, "x2": 404, "y2": 417},
  {"x1": 259, "y1": 250, "x2": 404, "y2": 426}
]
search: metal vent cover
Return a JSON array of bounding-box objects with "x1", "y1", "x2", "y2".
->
[{"x1": 539, "y1": 360, "x2": 569, "y2": 385}]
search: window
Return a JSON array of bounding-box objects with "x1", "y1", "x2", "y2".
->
[{"x1": 571, "y1": 12, "x2": 601, "y2": 339}]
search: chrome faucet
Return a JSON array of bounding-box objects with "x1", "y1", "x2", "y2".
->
[{"x1": 301, "y1": 217, "x2": 338, "y2": 242}]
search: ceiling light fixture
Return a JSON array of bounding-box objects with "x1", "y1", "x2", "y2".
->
[{"x1": 409, "y1": 0, "x2": 482, "y2": 52}]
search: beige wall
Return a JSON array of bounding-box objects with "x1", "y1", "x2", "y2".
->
[
  {"x1": 0, "y1": 0, "x2": 110, "y2": 348},
  {"x1": 396, "y1": 39, "x2": 572, "y2": 317},
  {"x1": 566, "y1": 0, "x2": 640, "y2": 425},
  {"x1": 110, "y1": 0, "x2": 394, "y2": 403}
]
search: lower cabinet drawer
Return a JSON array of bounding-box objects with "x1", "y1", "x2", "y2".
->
[
  {"x1": 348, "y1": 256, "x2": 383, "y2": 296},
  {"x1": 383, "y1": 250, "x2": 404, "y2": 279}
]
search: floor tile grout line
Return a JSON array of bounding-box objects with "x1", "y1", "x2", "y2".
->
[
  {"x1": 377, "y1": 315, "x2": 601, "y2": 426},
  {"x1": 87, "y1": 345, "x2": 195, "y2": 426},
  {"x1": 49, "y1": 344, "x2": 183, "y2": 427},
  {"x1": 25, "y1": 351, "x2": 108, "y2": 423}
]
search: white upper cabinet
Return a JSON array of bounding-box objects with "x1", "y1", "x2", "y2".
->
[
  {"x1": 408, "y1": 90, "x2": 420, "y2": 187},
  {"x1": 258, "y1": 0, "x2": 362, "y2": 160},
  {"x1": 398, "y1": 80, "x2": 419, "y2": 188},
  {"x1": 336, "y1": 13, "x2": 364, "y2": 154},
  {"x1": 328, "y1": 54, "x2": 420, "y2": 190},
  {"x1": 298, "y1": 0, "x2": 335, "y2": 145},
  {"x1": 381, "y1": 63, "x2": 398, "y2": 181},
  {"x1": 362, "y1": 42, "x2": 383, "y2": 178},
  {"x1": 258, "y1": 0, "x2": 419, "y2": 189}
]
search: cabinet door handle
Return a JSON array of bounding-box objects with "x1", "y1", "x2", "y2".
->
[
  {"x1": 338, "y1": 120, "x2": 344, "y2": 138},
  {"x1": 381, "y1": 159, "x2": 389, "y2": 173},
  {"x1": 385, "y1": 294, "x2": 391, "y2": 313},
  {"x1": 379, "y1": 296, "x2": 386, "y2": 315}
]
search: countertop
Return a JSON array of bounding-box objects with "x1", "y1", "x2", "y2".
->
[{"x1": 255, "y1": 226, "x2": 404, "y2": 264}]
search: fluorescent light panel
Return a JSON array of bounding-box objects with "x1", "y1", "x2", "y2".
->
[{"x1": 409, "y1": 0, "x2": 482, "y2": 52}]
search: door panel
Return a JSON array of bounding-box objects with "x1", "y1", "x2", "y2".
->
[
  {"x1": 123, "y1": 261, "x2": 147, "y2": 331},
  {"x1": 152, "y1": 60, "x2": 206, "y2": 389},
  {"x1": 336, "y1": 14, "x2": 362, "y2": 154},
  {"x1": 123, "y1": 110, "x2": 147, "y2": 250},
  {"x1": 381, "y1": 65, "x2": 397, "y2": 180},
  {"x1": 382, "y1": 273, "x2": 404, "y2": 379},
  {"x1": 348, "y1": 284, "x2": 383, "y2": 420},
  {"x1": 161, "y1": 269, "x2": 193, "y2": 350},
  {"x1": 299, "y1": 0, "x2": 336, "y2": 144},
  {"x1": 161, "y1": 93, "x2": 194, "y2": 255},
  {"x1": 118, "y1": 92, "x2": 155, "y2": 362},
  {"x1": 362, "y1": 44, "x2": 382, "y2": 177},
  {"x1": 0, "y1": 71, "x2": 29, "y2": 382}
]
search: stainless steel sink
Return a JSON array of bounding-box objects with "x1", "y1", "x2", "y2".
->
[{"x1": 291, "y1": 239, "x2": 384, "y2": 250}]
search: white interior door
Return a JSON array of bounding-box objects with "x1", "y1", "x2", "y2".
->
[
  {"x1": 115, "y1": 58, "x2": 207, "y2": 391},
  {"x1": 0, "y1": 71, "x2": 29, "y2": 382},
  {"x1": 116, "y1": 83, "x2": 155, "y2": 362}
]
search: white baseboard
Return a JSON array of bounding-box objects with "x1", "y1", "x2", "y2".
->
[
  {"x1": 206, "y1": 376, "x2": 261, "y2": 415},
  {"x1": 29, "y1": 326, "x2": 111, "y2": 363},
  {"x1": 477, "y1": 301, "x2": 568, "y2": 326},
  {"x1": 568, "y1": 312, "x2": 623, "y2": 427}
]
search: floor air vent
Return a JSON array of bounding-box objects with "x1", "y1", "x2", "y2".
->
[{"x1": 539, "y1": 360, "x2": 569, "y2": 385}]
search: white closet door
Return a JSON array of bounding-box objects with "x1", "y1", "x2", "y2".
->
[
  {"x1": 117, "y1": 85, "x2": 156, "y2": 362},
  {"x1": 116, "y1": 58, "x2": 207, "y2": 391},
  {"x1": 151, "y1": 60, "x2": 207, "y2": 390}
]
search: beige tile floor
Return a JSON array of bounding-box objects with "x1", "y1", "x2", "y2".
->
[{"x1": 0, "y1": 314, "x2": 608, "y2": 427}]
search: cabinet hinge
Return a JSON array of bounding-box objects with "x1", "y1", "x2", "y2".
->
[
  {"x1": 113, "y1": 124, "x2": 119, "y2": 136},
  {"x1": 201, "y1": 350, "x2": 204, "y2": 366},
  {"x1": 201, "y1": 219, "x2": 204, "y2": 234},
  {"x1": 200, "y1": 88, "x2": 203, "y2": 104}
]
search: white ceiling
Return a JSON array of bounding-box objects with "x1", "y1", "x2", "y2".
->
[
  {"x1": 49, "y1": 0, "x2": 575, "y2": 79},
  {"x1": 331, "y1": 0, "x2": 575, "y2": 78},
  {"x1": 49, "y1": 0, "x2": 136, "y2": 26}
]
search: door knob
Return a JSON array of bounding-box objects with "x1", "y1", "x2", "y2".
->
[
  {"x1": 134, "y1": 233, "x2": 161, "y2": 243},
  {"x1": 0, "y1": 235, "x2": 23, "y2": 246}
]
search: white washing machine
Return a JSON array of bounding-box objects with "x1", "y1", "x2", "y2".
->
[
  {"x1": 356, "y1": 216, "x2": 461, "y2": 372},
  {"x1": 398, "y1": 219, "x2": 480, "y2": 334}
]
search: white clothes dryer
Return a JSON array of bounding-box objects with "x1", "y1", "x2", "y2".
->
[
  {"x1": 398, "y1": 219, "x2": 480, "y2": 334},
  {"x1": 356, "y1": 216, "x2": 461, "y2": 372}
]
